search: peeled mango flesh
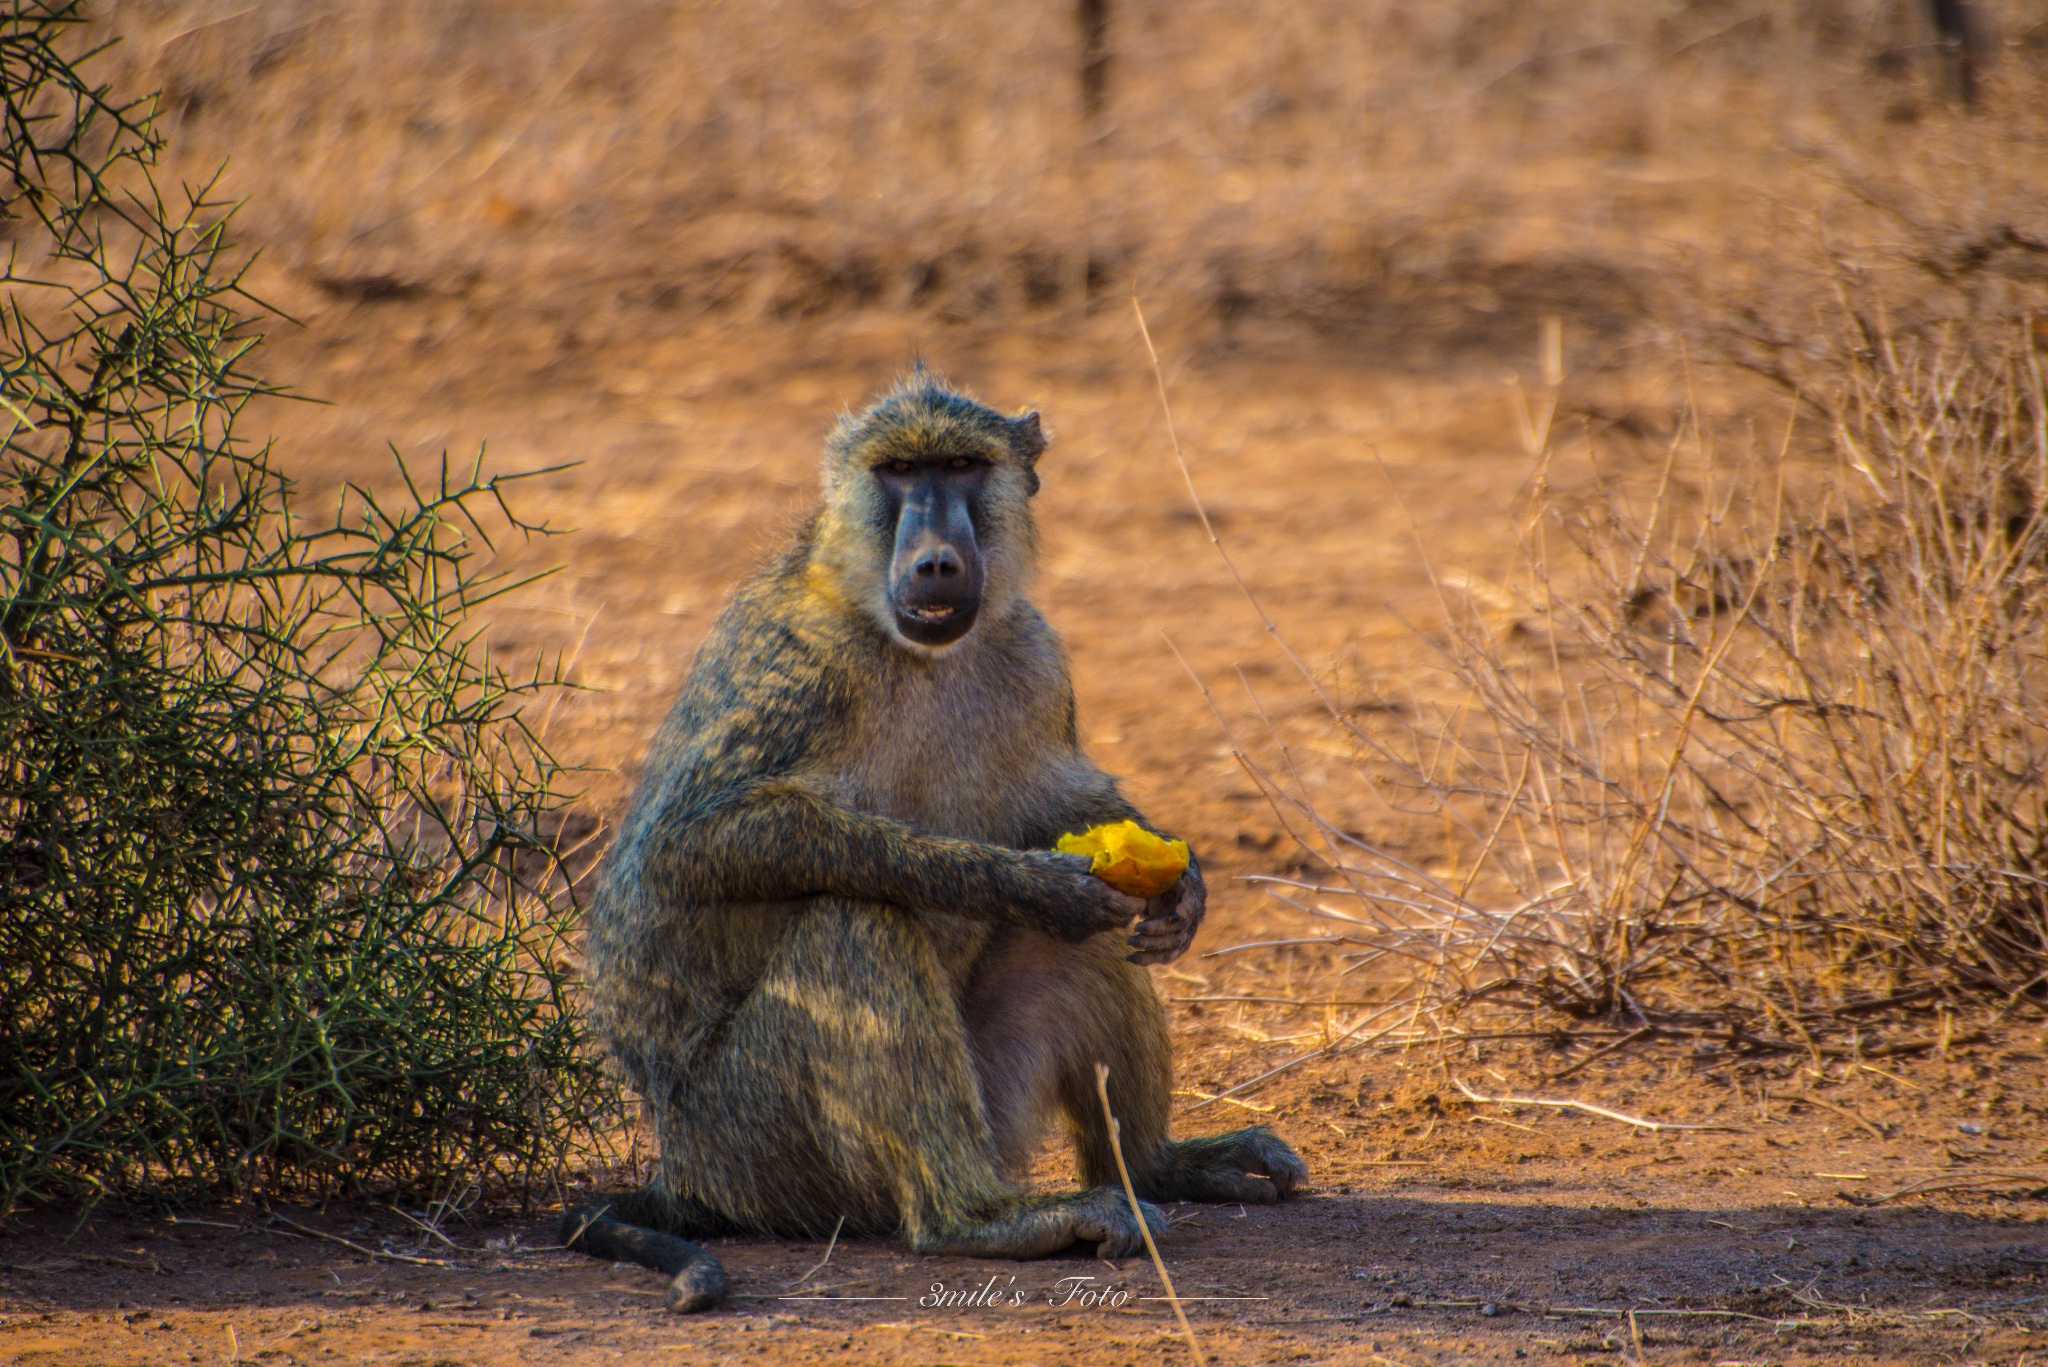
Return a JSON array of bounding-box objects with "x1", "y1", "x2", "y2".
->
[{"x1": 1055, "y1": 820, "x2": 1190, "y2": 900}]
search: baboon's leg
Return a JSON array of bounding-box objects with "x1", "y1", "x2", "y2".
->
[
  {"x1": 652, "y1": 900, "x2": 1160, "y2": 1257},
  {"x1": 967, "y1": 931, "x2": 1307, "y2": 1205},
  {"x1": 964, "y1": 928, "x2": 1171, "y2": 1172},
  {"x1": 959, "y1": 929, "x2": 1077, "y2": 1177}
]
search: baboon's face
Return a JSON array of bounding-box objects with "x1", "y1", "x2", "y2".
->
[
  {"x1": 817, "y1": 378, "x2": 1044, "y2": 652},
  {"x1": 873, "y1": 452, "x2": 990, "y2": 648}
]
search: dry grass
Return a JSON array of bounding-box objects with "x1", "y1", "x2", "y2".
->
[
  {"x1": 1224, "y1": 255, "x2": 2048, "y2": 1048},
  {"x1": 1089, "y1": 69, "x2": 2048, "y2": 1050}
]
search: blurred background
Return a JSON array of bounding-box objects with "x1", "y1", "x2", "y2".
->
[
  {"x1": 86, "y1": 0, "x2": 2048, "y2": 911},
  {"x1": 108, "y1": 1, "x2": 2043, "y2": 340}
]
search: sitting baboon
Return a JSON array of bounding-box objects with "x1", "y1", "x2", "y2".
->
[{"x1": 562, "y1": 371, "x2": 1306, "y2": 1312}]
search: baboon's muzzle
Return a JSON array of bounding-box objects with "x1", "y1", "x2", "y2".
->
[{"x1": 887, "y1": 474, "x2": 984, "y2": 648}]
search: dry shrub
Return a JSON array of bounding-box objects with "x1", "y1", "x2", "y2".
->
[{"x1": 1255, "y1": 290, "x2": 2048, "y2": 1035}]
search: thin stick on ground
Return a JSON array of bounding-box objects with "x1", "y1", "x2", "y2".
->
[
  {"x1": 1167, "y1": 995, "x2": 1391, "y2": 1008},
  {"x1": 1095, "y1": 1063, "x2": 1205, "y2": 1364},
  {"x1": 1187, "y1": 1001, "x2": 1415, "y2": 1109},
  {"x1": 1171, "y1": 1089, "x2": 1277, "y2": 1113},
  {"x1": 1548, "y1": 1027, "x2": 1655, "y2": 1083},
  {"x1": 1800, "y1": 1094, "x2": 1892, "y2": 1142},
  {"x1": 261, "y1": 1213, "x2": 458, "y2": 1268},
  {"x1": 387, "y1": 1202, "x2": 460, "y2": 1250},
  {"x1": 791, "y1": 1215, "x2": 846, "y2": 1284},
  {"x1": 1838, "y1": 1171, "x2": 2048, "y2": 1205},
  {"x1": 1452, "y1": 1079, "x2": 1741, "y2": 1133}
]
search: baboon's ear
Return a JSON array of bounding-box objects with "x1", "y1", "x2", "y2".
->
[
  {"x1": 1012, "y1": 411, "x2": 1046, "y2": 461},
  {"x1": 1012, "y1": 411, "x2": 1045, "y2": 495}
]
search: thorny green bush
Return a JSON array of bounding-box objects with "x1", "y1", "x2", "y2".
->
[{"x1": 0, "y1": 2, "x2": 616, "y2": 1212}]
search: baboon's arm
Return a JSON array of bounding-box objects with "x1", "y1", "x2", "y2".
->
[{"x1": 642, "y1": 778, "x2": 1141, "y2": 942}]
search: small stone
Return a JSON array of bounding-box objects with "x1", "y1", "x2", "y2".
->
[
  {"x1": 1481, "y1": 1302, "x2": 1499, "y2": 1316},
  {"x1": 1389, "y1": 1292, "x2": 1413, "y2": 1306}
]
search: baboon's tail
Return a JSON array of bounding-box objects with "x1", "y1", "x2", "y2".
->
[{"x1": 559, "y1": 1196, "x2": 725, "y2": 1313}]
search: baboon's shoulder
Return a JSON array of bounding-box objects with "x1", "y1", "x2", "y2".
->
[{"x1": 636, "y1": 560, "x2": 863, "y2": 805}]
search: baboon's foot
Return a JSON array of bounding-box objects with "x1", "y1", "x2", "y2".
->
[
  {"x1": 916, "y1": 1187, "x2": 1166, "y2": 1260},
  {"x1": 1138, "y1": 1124, "x2": 1309, "y2": 1205}
]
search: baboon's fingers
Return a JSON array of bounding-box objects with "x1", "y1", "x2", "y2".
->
[
  {"x1": 1125, "y1": 868, "x2": 1206, "y2": 963},
  {"x1": 1125, "y1": 904, "x2": 1200, "y2": 963},
  {"x1": 1147, "y1": 868, "x2": 1206, "y2": 922},
  {"x1": 1172, "y1": 1169, "x2": 1287, "y2": 1204},
  {"x1": 1255, "y1": 1141, "x2": 1310, "y2": 1196},
  {"x1": 1143, "y1": 1126, "x2": 1312, "y2": 1204},
  {"x1": 1125, "y1": 941, "x2": 1191, "y2": 964},
  {"x1": 1029, "y1": 851, "x2": 1148, "y2": 938}
]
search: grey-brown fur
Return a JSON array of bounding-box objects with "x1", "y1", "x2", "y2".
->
[{"x1": 563, "y1": 371, "x2": 1305, "y2": 1312}]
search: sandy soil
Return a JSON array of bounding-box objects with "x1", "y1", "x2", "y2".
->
[{"x1": 3, "y1": 278, "x2": 2045, "y2": 1364}]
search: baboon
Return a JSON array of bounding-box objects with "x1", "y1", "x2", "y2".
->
[{"x1": 561, "y1": 371, "x2": 1305, "y2": 1312}]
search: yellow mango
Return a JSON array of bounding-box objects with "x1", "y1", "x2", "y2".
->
[{"x1": 1055, "y1": 820, "x2": 1190, "y2": 900}]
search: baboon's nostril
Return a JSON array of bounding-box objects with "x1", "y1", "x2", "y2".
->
[{"x1": 916, "y1": 549, "x2": 962, "y2": 578}]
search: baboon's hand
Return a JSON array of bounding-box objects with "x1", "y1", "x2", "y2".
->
[
  {"x1": 1125, "y1": 857, "x2": 1205, "y2": 965},
  {"x1": 1018, "y1": 850, "x2": 1147, "y2": 941}
]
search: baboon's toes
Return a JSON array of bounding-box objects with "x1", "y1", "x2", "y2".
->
[
  {"x1": 1257, "y1": 1140, "x2": 1309, "y2": 1197},
  {"x1": 666, "y1": 1260, "x2": 726, "y2": 1314},
  {"x1": 1225, "y1": 1125, "x2": 1309, "y2": 1197},
  {"x1": 1190, "y1": 1170, "x2": 1286, "y2": 1204},
  {"x1": 1083, "y1": 1193, "x2": 1167, "y2": 1259}
]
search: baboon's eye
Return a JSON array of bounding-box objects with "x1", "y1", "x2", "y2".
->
[
  {"x1": 946, "y1": 456, "x2": 974, "y2": 471},
  {"x1": 883, "y1": 459, "x2": 916, "y2": 475}
]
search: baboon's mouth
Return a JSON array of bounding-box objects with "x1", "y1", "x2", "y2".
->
[{"x1": 890, "y1": 593, "x2": 978, "y2": 648}]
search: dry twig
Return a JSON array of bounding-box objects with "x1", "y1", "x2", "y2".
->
[
  {"x1": 1096, "y1": 1063, "x2": 1205, "y2": 1364},
  {"x1": 1838, "y1": 1171, "x2": 2048, "y2": 1205},
  {"x1": 1800, "y1": 1094, "x2": 1892, "y2": 1141},
  {"x1": 263, "y1": 1213, "x2": 457, "y2": 1268},
  {"x1": 790, "y1": 1216, "x2": 846, "y2": 1285},
  {"x1": 1453, "y1": 1079, "x2": 1740, "y2": 1133}
]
